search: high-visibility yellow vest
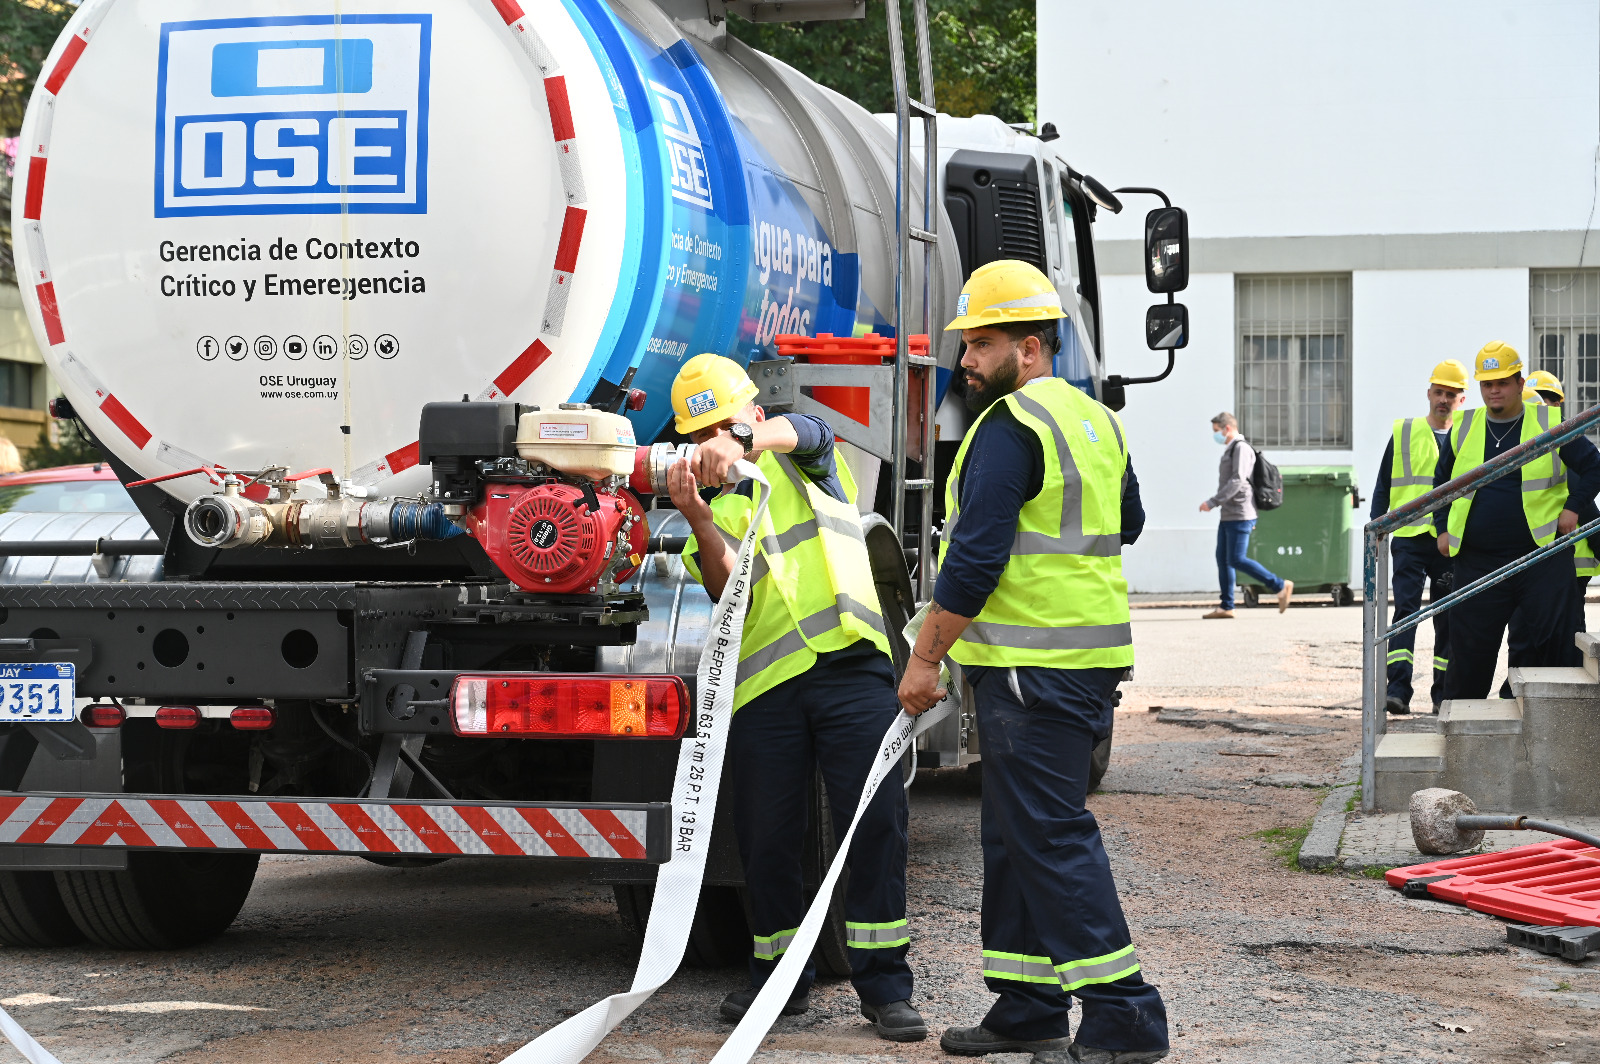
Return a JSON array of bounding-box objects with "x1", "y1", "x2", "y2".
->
[
  {"x1": 940, "y1": 376, "x2": 1134, "y2": 669},
  {"x1": 1442, "y1": 404, "x2": 1566, "y2": 557},
  {"x1": 1578, "y1": 537, "x2": 1599, "y2": 579},
  {"x1": 682, "y1": 450, "x2": 890, "y2": 708},
  {"x1": 1388, "y1": 416, "x2": 1451, "y2": 538}
]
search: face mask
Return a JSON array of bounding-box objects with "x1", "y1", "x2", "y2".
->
[{"x1": 1212, "y1": 430, "x2": 1227, "y2": 445}]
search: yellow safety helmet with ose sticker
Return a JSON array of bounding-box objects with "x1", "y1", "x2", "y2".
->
[
  {"x1": 1527, "y1": 369, "x2": 1566, "y2": 401},
  {"x1": 671, "y1": 353, "x2": 760, "y2": 435},
  {"x1": 945, "y1": 259, "x2": 1064, "y2": 331},
  {"x1": 1474, "y1": 341, "x2": 1523, "y2": 382},
  {"x1": 1428, "y1": 359, "x2": 1469, "y2": 390}
]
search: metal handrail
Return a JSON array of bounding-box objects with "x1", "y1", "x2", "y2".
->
[{"x1": 1360, "y1": 401, "x2": 1600, "y2": 811}]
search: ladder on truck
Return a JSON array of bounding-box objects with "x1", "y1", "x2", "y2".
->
[
  {"x1": 730, "y1": 0, "x2": 942, "y2": 601},
  {"x1": 886, "y1": 0, "x2": 940, "y2": 601}
]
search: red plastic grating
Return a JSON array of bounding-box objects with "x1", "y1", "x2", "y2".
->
[{"x1": 1387, "y1": 839, "x2": 1600, "y2": 925}]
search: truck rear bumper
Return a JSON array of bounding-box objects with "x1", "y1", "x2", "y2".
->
[{"x1": 0, "y1": 791, "x2": 669, "y2": 863}]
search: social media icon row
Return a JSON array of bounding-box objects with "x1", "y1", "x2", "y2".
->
[{"x1": 196, "y1": 334, "x2": 398, "y2": 361}]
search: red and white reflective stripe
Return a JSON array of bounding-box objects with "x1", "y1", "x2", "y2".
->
[
  {"x1": 0, "y1": 794, "x2": 650, "y2": 860},
  {"x1": 544, "y1": 76, "x2": 587, "y2": 206},
  {"x1": 22, "y1": 0, "x2": 152, "y2": 453}
]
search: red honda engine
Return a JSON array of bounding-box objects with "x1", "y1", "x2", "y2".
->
[{"x1": 466, "y1": 482, "x2": 648, "y2": 593}]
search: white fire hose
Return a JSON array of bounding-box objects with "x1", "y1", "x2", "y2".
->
[{"x1": 0, "y1": 459, "x2": 951, "y2": 1064}]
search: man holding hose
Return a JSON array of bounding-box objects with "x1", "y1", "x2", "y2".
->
[
  {"x1": 899, "y1": 261, "x2": 1169, "y2": 1064},
  {"x1": 664, "y1": 352, "x2": 926, "y2": 1042}
]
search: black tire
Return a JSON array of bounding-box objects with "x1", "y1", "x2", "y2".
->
[
  {"x1": 1241, "y1": 586, "x2": 1260, "y2": 608},
  {"x1": 0, "y1": 870, "x2": 85, "y2": 947},
  {"x1": 1336, "y1": 584, "x2": 1356, "y2": 607},
  {"x1": 55, "y1": 851, "x2": 259, "y2": 950},
  {"x1": 612, "y1": 882, "x2": 749, "y2": 968}
]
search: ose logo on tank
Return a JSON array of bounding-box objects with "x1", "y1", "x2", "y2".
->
[{"x1": 155, "y1": 15, "x2": 432, "y2": 217}]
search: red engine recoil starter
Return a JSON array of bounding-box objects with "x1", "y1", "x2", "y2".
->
[{"x1": 466, "y1": 482, "x2": 649, "y2": 593}]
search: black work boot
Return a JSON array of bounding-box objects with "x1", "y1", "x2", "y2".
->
[
  {"x1": 1033, "y1": 1044, "x2": 1169, "y2": 1064},
  {"x1": 1385, "y1": 696, "x2": 1410, "y2": 715},
  {"x1": 939, "y1": 1024, "x2": 1071, "y2": 1056},
  {"x1": 860, "y1": 999, "x2": 928, "y2": 1042},
  {"x1": 718, "y1": 986, "x2": 809, "y2": 1022}
]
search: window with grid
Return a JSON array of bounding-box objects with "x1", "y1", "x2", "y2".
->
[
  {"x1": 0, "y1": 362, "x2": 38, "y2": 411},
  {"x1": 1236, "y1": 275, "x2": 1351, "y2": 448},
  {"x1": 1531, "y1": 270, "x2": 1600, "y2": 437}
]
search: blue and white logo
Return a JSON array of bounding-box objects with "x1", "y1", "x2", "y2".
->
[
  {"x1": 155, "y1": 15, "x2": 431, "y2": 217},
  {"x1": 650, "y1": 81, "x2": 712, "y2": 212},
  {"x1": 685, "y1": 387, "x2": 718, "y2": 418}
]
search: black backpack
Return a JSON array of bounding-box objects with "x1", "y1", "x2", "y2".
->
[{"x1": 1250, "y1": 446, "x2": 1284, "y2": 511}]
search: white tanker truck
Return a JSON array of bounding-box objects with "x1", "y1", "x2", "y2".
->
[{"x1": 0, "y1": 0, "x2": 1189, "y2": 959}]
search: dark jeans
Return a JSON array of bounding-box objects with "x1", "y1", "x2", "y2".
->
[
  {"x1": 728, "y1": 643, "x2": 912, "y2": 1006},
  {"x1": 1387, "y1": 534, "x2": 1453, "y2": 709},
  {"x1": 966, "y1": 663, "x2": 1168, "y2": 1051},
  {"x1": 1216, "y1": 518, "x2": 1283, "y2": 609},
  {"x1": 1445, "y1": 546, "x2": 1574, "y2": 700}
]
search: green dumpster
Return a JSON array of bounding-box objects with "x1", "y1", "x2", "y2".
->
[{"x1": 1240, "y1": 466, "x2": 1359, "y2": 607}]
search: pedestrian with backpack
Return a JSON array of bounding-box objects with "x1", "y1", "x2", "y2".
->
[{"x1": 1200, "y1": 412, "x2": 1292, "y2": 618}]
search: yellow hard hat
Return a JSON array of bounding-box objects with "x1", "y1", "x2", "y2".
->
[
  {"x1": 1523, "y1": 385, "x2": 1544, "y2": 404},
  {"x1": 1527, "y1": 368, "x2": 1565, "y2": 401},
  {"x1": 1428, "y1": 359, "x2": 1469, "y2": 390},
  {"x1": 945, "y1": 259, "x2": 1064, "y2": 331},
  {"x1": 1474, "y1": 341, "x2": 1523, "y2": 382},
  {"x1": 671, "y1": 353, "x2": 759, "y2": 434}
]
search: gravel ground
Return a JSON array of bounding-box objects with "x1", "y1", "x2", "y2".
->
[{"x1": 4, "y1": 599, "x2": 1599, "y2": 1062}]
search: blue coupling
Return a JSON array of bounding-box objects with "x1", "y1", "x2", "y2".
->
[{"x1": 389, "y1": 501, "x2": 464, "y2": 540}]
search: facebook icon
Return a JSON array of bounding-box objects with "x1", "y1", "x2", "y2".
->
[{"x1": 155, "y1": 15, "x2": 431, "y2": 217}]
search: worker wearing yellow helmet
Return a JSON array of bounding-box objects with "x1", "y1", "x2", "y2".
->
[
  {"x1": 1370, "y1": 359, "x2": 1467, "y2": 714},
  {"x1": 1528, "y1": 369, "x2": 1565, "y2": 406},
  {"x1": 665, "y1": 353, "x2": 926, "y2": 1041},
  {"x1": 1433, "y1": 343, "x2": 1600, "y2": 700},
  {"x1": 898, "y1": 260, "x2": 1169, "y2": 1061}
]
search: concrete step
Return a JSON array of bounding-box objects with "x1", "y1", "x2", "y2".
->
[
  {"x1": 1438, "y1": 699, "x2": 1522, "y2": 735},
  {"x1": 1373, "y1": 732, "x2": 1444, "y2": 812},
  {"x1": 1507, "y1": 666, "x2": 1599, "y2": 700},
  {"x1": 1577, "y1": 631, "x2": 1600, "y2": 683}
]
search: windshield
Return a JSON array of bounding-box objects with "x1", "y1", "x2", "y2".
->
[{"x1": 0, "y1": 479, "x2": 139, "y2": 514}]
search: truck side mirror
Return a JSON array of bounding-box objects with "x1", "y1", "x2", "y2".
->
[
  {"x1": 1146, "y1": 303, "x2": 1188, "y2": 350},
  {"x1": 1144, "y1": 206, "x2": 1189, "y2": 293}
]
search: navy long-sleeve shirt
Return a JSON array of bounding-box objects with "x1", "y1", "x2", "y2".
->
[
  {"x1": 1432, "y1": 412, "x2": 1600, "y2": 557},
  {"x1": 934, "y1": 398, "x2": 1144, "y2": 618}
]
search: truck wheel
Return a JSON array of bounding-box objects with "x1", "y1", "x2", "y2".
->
[
  {"x1": 612, "y1": 883, "x2": 749, "y2": 968},
  {"x1": 55, "y1": 851, "x2": 259, "y2": 950},
  {"x1": 0, "y1": 871, "x2": 84, "y2": 947}
]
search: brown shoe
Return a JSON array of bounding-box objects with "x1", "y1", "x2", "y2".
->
[
  {"x1": 1276, "y1": 580, "x2": 1294, "y2": 613},
  {"x1": 1202, "y1": 608, "x2": 1235, "y2": 619}
]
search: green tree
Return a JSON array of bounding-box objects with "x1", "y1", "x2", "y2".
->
[
  {"x1": 22, "y1": 415, "x2": 101, "y2": 470},
  {"x1": 1, "y1": 0, "x2": 74, "y2": 286},
  {"x1": 729, "y1": 0, "x2": 1035, "y2": 125}
]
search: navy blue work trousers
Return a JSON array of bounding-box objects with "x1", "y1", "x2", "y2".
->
[
  {"x1": 968, "y1": 663, "x2": 1168, "y2": 1052},
  {"x1": 1216, "y1": 518, "x2": 1283, "y2": 610},
  {"x1": 1386, "y1": 533, "x2": 1453, "y2": 709},
  {"x1": 727, "y1": 642, "x2": 912, "y2": 1006},
  {"x1": 1446, "y1": 546, "x2": 1573, "y2": 700}
]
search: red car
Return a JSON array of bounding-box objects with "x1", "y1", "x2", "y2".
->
[{"x1": 0, "y1": 462, "x2": 138, "y2": 514}]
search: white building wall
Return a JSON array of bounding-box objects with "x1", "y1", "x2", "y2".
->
[{"x1": 1045, "y1": 1, "x2": 1600, "y2": 593}]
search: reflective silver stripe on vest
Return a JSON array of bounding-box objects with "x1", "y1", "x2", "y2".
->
[
  {"x1": 1531, "y1": 518, "x2": 1561, "y2": 541},
  {"x1": 1392, "y1": 477, "x2": 1434, "y2": 487},
  {"x1": 964, "y1": 619, "x2": 1133, "y2": 651},
  {"x1": 714, "y1": 527, "x2": 770, "y2": 585},
  {"x1": 1399, "y1": 418, "x2": 1415, "y2": 480},
  {"x1": 758, "y1": 455, "x2": 866, "y2": 557},
  {"x1": 1523, "y1": 475, "x2": 1565, "y2": 492},
  {"x1": 736, "y1": 595, "x2": 887, "y2": 683},
  {"x1": 1009, "y1": 391, "x2": 1124, "y2": 558}
]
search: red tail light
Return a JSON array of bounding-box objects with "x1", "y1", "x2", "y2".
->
[
  {"x1": 230, "y1": 705, "x2": 275, "y2": 731},
  {"x1": 83, "y1": 704, "x2": 125, "y2": 728},
  {"x1": 155, "y1": 705, "x2": 201, "y2": 730},
  {"x1": 451, "y1": 674, "x2": 688, "y2": 739}
]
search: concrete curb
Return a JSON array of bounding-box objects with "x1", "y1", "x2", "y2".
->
[{"x1": 1298, "y1": 783, "x2": 1357, "y2": 870}]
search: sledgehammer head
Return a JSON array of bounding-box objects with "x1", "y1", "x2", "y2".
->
[{"x1": 1410, "y1": 788, "x2": 1486, "y2": 855}]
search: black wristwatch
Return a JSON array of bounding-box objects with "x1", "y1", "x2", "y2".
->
[{"x1": 729, "y1": 422, "x2": 754, "y2": 454}]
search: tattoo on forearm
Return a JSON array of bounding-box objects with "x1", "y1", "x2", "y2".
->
[{"x1": 928, "y1": 602, "x2": 946, "y2": 615}]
